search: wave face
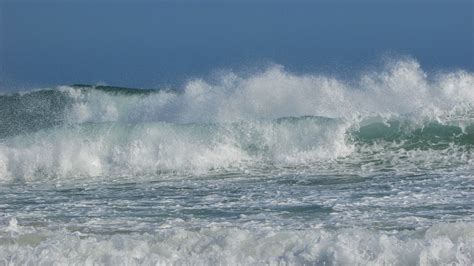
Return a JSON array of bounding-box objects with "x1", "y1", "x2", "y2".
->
[{"x1": 0, "y1": 58, "x2": 473, "y2": 265}]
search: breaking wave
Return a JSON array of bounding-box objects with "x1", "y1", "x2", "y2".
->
[{"x1": 0, "y1": 58, "x2": 473, "y2": 182}]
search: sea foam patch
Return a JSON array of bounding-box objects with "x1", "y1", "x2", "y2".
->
[{"x1": 0, "y1": 222, "x2": 472, "y2": 265}]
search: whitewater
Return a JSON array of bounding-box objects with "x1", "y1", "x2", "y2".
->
[{"x1": 0, "y1": 58, "x2": 473, "y2": 265}]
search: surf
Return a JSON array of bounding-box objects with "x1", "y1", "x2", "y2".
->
[{"x1": 0, "y1": 58, "x2": 472, "y2": 182}]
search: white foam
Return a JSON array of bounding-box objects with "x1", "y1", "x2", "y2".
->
[
  {"x1": 0, "y1": 118, "x2": 354, "y2": 181},
  {"x1": 0, "y1": 223, "x2": 472, "y2": 265}
]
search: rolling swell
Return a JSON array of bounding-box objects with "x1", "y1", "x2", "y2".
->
[{"x1": 0, "y1": 59, "x2": 473, "y2": 182}]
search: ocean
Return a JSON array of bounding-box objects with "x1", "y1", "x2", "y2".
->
[{"x1": 0, "y1": 59, "x2": 473, "y2": 265}]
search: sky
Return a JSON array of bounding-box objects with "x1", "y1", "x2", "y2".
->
[{"x1": 0, "y1": 1, "x2": 473, "y2": 90}]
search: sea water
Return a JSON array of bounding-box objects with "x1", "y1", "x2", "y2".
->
[{"x1": 0, "y1": 59, "x2": 473, "y2": 265}]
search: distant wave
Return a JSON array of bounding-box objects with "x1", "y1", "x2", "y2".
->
[{"x1": 0, "y1": 58, "x2": 472, "y2": 182}]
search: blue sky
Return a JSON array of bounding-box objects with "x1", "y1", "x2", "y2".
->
[{"x1": 0, "y1": 1, "x2": 472, "y2": 90}]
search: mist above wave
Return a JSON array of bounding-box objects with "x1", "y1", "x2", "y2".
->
[{"x1": 61, "y1": 58, "x2": 473, "y2": 125}]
